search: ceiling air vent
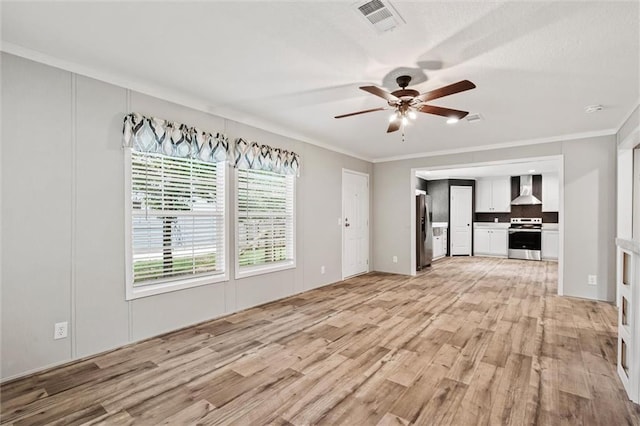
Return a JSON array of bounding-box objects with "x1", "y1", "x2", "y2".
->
[
  {"x1": 466, "y1": 113, "x2": 483, "y2": 123},
  {"x1": 355, "y1": 0, "x2": 404, "y2": 33}
]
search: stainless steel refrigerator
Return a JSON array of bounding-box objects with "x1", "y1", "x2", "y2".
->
[{"x1": 416, "y1": 194, "x2": 433, "y2": 270}]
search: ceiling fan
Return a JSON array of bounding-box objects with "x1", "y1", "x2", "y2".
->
[{"x1": 335, "y1": 75, "x2": 476, "y2": 133}]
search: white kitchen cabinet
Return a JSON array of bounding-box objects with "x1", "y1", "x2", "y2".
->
[
  {"x1": 433, "y1": 235, "x2": 443, "y2": 259},
  {"x1": 542, "y1": 173, "x2": 559, "y2": 212},
  {"x1": 542, "y1": 230, "x2": 559, "y2": 260},
  {"x1": 474, "y1": 229, "x2": 491, "y2": 254},
  {"x1": 474, "y1": 228, "x2": 508, "y2": 256},
  {"x1": 475, "y1": 177, "x2": 511, "y2": 213},
  {"x1": 433, "y1": 227, "x2": 448, "y2": 260}
]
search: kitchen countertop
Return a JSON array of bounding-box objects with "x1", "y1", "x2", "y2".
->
[
  {"x1": 543, "y1": 224, "x2": 559, "y2": 230},
  {"x1": 432, "y1": 222, "x2": 448, "y2": 228},
  {"x1": 473, "y1": 222, "x2": 510, "y2": 229}
]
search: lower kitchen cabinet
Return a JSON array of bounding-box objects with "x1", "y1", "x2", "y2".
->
[
  {"x1": 542, "y1": 230, "x2": 559, "y2": 260},
  {"x1": 433, "y1": 227, "x2": 448, "y2": 260},
  {"x1": 474, "y1": 228, "x2": 507, "y2": 257}
]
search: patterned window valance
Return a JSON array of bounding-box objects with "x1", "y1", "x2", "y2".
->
[
  {"x1": 122, "y1": 113, "x2": 229, "y2": 163},
  {"x1": 233, "y1": 138, "x2": 300, "y2": 176}
]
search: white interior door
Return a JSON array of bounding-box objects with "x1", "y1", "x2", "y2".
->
[
  {"x1": 342, "y1": 170, "x2": 369, "y2": 278},
  {"x1": 450, "y1": 186, "x2": 472, "y2": 255}
]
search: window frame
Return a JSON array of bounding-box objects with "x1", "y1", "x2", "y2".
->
[
  {"x1": 124, "y1": 148, "x2": 229, "y2": 300},
  {"x1": 234, "y1": 168, "x2": 296, "y2": 280}
]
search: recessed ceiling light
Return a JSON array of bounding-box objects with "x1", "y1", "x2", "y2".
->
[
  {"x1": 528, "y1": 169, "x2": 536, "y2": 173},
  {"x1": 446, "y1": 117, "x2": 459, "y2": 124},
  {"x1": 585, "y1": 104, "x2": 603, "y2": 113}
]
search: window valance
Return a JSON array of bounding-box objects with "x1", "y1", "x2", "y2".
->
[
  {"x1": 233, "y1": 138, "x2": 300, "y2": 176},
  {"x1": 122, "y1": 112, "x2": 230, "y2": 163}
]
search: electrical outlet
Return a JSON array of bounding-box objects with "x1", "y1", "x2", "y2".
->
[
  {"x1": 320, "y1": 265, "x2": 325, "y2": 274},
  {"x1": 588, "y1": 275, "x2": 597, "y2": 286},
  {"x1": 54, "y1": 322, "x2": 68, "y2": 340},
  {"x1": 392, "y1": 256, "x2": 398, "y2": 263}
]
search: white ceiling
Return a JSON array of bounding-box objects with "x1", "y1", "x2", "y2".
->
[
  {"x1": 416, "y1": 158, "x2": 560, "y2": 180},
  {"x1": 2, "y1": 1, "x2": 638, "y2": 161}
]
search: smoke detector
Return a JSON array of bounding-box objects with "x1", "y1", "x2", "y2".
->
[
  {"x1": 354, "y1": 0, "x2": 405, "y2": 33},
  {"x1": 584, "y1": 104, "x2": 603, "y2": 113}
]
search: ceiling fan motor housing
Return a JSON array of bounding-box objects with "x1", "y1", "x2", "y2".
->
[{"x1": 396, "y1": 75, "x2": 412, "y2": 89}]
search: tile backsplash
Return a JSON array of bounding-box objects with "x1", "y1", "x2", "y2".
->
[{"x1": 475, "y1": 210, "x2": 558, "y2": 223}]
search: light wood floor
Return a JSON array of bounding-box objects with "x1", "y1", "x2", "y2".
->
[{"x1": 2, "y1": 257, "x2": 639, "y2": 425}]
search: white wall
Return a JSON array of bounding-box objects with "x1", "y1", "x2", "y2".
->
[
  {"x1": 616, "y1": 104, "x2": 639, "y2": 241},
  {"x1": 373, "y1": 137, "x2": 618, "y2": 302},
  {"x1": 0, "y1": 53, "x2": 372, "y2": 380}
]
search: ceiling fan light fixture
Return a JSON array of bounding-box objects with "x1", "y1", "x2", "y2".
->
[
  {"x1": 446, "y1": 117, "x2": 459, "y2": 124},
  {"x1": 335, "y1": 77, "x2": 476, "y2": 136}
]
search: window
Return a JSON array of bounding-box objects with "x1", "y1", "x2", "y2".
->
[
  {"x1": 125, "y1": 150, "x2": 227, "y2": 299},
  {"x1": 236, "y1": 168, "x2": 295, "y2": 278}
]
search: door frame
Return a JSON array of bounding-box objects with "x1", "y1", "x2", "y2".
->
[
  {"x1": 450, "y1": 185, "x2": 473, "y2": 256},
  {"x1": 342, "y1": 169, "x2": 370, "y2": 280},
  {"x1": 410, "y1": 155, "x2": 564, "y2": 296}
]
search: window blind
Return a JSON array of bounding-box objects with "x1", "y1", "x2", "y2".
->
[
  {"x1": 237, "y1": 169, "x2": 294, "y2": 269},
  {"x1": 130, "y1": 151, "x2": 225, "y2": 284}
]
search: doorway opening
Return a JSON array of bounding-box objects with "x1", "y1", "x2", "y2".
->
[{"x1": 410, "y1": 155, "x2": 564, "y2": 295}]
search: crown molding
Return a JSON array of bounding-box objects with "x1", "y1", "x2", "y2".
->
[{"x1": 0, "y1": 42, "x2": 373, "y2": 163}]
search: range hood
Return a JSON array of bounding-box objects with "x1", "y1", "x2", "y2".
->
[{"x1": 511, "y1": 175, "x2": 542, "y2": 205}]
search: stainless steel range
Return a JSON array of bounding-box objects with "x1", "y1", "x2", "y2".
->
[{"x1": 508, "y1": 218, "x2": 542, "y2": 261}]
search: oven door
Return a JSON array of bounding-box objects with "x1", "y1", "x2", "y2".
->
[{"x1": 508, "y1": 229, "x2": 541, "y2": 260}]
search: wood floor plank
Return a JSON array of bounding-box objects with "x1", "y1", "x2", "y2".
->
[
  {"x1": 450, "y1": 361, "x2": 504, "y2": 425},
  {"x1": 413, "y1": 377, "x2": 468, "y2": 425},
  {"x1": 2, "y1": 257, "x2": 638, "y2": 425}
]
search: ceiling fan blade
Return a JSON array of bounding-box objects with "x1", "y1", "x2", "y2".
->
[
  {"x1": 334, "y1": 107, "x2": 387, "y2": 119},
  {"x1": 387, "y1": 120, "x2": 401, "y2": 133},
  {"x1": 360, "y1": 86, "x2": 400, "y2": 102},
  {"x1": 415, "y1": 80, "x2": 476, "y2": 103},
  {"x1": 418, "y1": 105, "x2": 469, "y2": 119}
]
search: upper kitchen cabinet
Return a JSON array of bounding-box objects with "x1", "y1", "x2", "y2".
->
[
  {"x1": 542, "y1": 173, "x2": 559, "y2": 212},
  {"x1": 475, "y1": 177, "x2": 511, "y2": 212}
]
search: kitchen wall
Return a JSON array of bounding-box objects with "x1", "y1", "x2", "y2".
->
[
  {"x1": 617, "y1": 104, "x2": 639, "y2": 241},
  {"x1": 0, "y1": 53, "x2": 372, "y2": 380},
  {"x1": 374, "y1": 136, "x2": 617, "y2": 302},
  {"x1": 425, "y1": 179, "x2": 449, "y2": 223}
]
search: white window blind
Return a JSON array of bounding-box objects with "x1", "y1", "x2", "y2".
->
[
  {"x1": 236, "y1": 169, "x2": 295, "y2": 274},
  {"x1": 129, "y1": 151, "x2": 226, "y2": 287}
]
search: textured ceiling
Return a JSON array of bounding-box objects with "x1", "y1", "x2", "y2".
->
[
  {"x1": 416, "y1": 159, "x2": 560, "y2": 180},
  {"x1": 2, "y1": 1, "x2": 638, "y2": 161}
]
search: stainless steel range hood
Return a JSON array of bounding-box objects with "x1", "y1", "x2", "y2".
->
[{"x1": 511, "y1": 175, "x2": 542, "y2": 205}]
